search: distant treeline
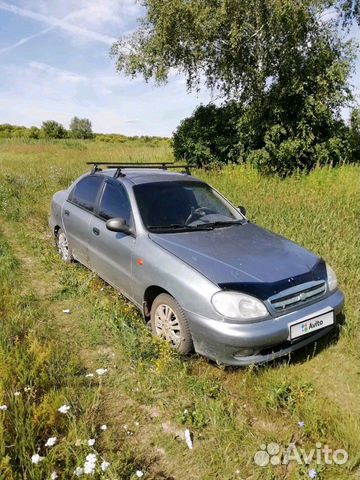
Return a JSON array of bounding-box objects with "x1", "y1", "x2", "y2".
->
[{"x1": 0, "y1": 119, "x2": 168, "y2": 143}]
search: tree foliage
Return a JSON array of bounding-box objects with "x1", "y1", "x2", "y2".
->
[
  {"x1": 69, "y1": 116, "x2": 94, "y2": 139},
  {"x1": 113, "y1": 0, "x2": 358, "y2": 175},
  {"x1": 111, "y1": 0, "x2": 357, "y2": 100},
  {"x1": 173, "y1": 103, "x2": 241, "y2": 167},
  {"x1": 349, "y1": 107, "x2": 360, "y2": 159},
  {"x1": 41, "y1": 121, "x2": 67, "y2": 139}
]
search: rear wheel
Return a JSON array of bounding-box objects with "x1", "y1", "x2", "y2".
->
[
  {"x1": 56, "y1": 228, "x2": 73, "y2": 263},
  {"x1": 150, "y1": 293, "x2": 193, "y2": 354}
]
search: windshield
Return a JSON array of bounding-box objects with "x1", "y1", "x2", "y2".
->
[{"x1": 133, "y1": 181, "x2": 244, "y2": 232}]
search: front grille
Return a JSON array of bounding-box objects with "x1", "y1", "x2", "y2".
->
[{"x1": 268, "y1": 281, "x2": 327, "y2": 313}]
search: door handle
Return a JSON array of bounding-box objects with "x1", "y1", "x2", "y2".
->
[
  {"x1": 92, "y1": 227, "x2": 100, "y2": 236},
  {"x1": 64, "y1": 209, "x2": 70, "y2": 216}
]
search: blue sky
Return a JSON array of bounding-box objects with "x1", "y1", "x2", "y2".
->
[{"x1": 0, "y1": 1, "x2": 358, "y2": 136}]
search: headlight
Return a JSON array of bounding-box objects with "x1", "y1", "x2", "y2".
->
[
  {"x1": 326, "y1": 263, "x2": 337, "y2": 291},
  {"x1": 211, "y1": 291, "x2": 268, "y2": 320}
]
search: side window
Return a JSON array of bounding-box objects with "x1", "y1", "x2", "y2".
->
[
  {"x1": 98, "y1": 182, "x2": 132, "y2": 225},
  {"x1": 70, "y1": 175, "x2": 103, "y2": 212}
]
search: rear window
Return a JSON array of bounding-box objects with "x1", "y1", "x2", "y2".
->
[{"x1": 70, "y1": 175, "x2": 103, "y2": 212}]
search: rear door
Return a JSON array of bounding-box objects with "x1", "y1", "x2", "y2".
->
[
  {"x1": 62, "y1": 175, "x2": 104, "y2": 265},
  {"x1": 88, "y1": 179, "x2": 136, "y2": 298}
]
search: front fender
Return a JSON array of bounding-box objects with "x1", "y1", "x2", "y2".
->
[{"x1": 131, "y1": 235, "x2": 220, "y2": 320}]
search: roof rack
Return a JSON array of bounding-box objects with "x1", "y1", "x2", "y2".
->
[{"x1": 86, "y1": 161, "x2": 191, "y2": 177}]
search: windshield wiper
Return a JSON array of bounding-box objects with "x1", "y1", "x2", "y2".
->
[
  {"x1": 202, "y1": 220, "x2": 244, "y2": 228},
  {"x1": 148, "y1": 223, "x2": 213, "y2": 232}
]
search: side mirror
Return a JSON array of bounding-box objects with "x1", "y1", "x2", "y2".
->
[
  {"x1": 106, "y1": 218, "x2": 131, "y2": 234},
  {"x1": 238, "y1": 205, "x2": 247, "y2": 216}
]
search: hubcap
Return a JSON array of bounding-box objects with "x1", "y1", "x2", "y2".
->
[
  {"x1": 58, "y1": 232, "x2": 69, "y2": 261},
  {"x1": 154, "y1": 304, "x2": 181, "y2": 347}
]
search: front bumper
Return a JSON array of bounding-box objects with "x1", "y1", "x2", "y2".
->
[{"x1": 185, "y1": 289, "x2": 345, "y2": 366}]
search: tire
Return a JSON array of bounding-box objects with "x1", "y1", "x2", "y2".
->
[
  {"x1": 56, "y1": 228, "x2": 74, "y2": 263},
  {"x1": 150, "y1": 293, "x2": 193, "y2": 354}
]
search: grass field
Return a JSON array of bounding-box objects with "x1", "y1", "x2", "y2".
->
[{"x1": 0, "y1": 138, "x2": 359, "y2": 480}]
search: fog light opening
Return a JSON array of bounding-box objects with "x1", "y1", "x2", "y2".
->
[{"x1": 233, "y1": 348, "x2": 256, "y2": 358}]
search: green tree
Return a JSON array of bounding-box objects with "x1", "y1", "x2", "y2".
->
[
  {"x1": 41, "y1": 120, "x2": 67, "y2": 139},
  {"x1": 112, "y1": 0, "x2": 357, "y2": 175},
  {"x1": 69, "y1": 116, "x2": 94, "y2": 139},
  {"x1": 111, "y1": 0, "x2": 356, "y2": 100},
  {"x1": 173, "y1": 103, "x2": 242, "y2": 167},
  {"x1": 349, "y1": 107, "x2": 360, "y2": 160},
  {"x1": 27, "y1": 126, "x2": 40, "y2": 139}
]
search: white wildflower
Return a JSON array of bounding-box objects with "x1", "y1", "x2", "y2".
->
[
  {"x1": 45, "y1": 437, "x2": 57, "y2": 447},
  {"x1": 101, "y1": 460, "x2": 110, "y2": 472},
  {"x1": 88, "y1": 438, "x2": 96, "y2": 446},
  {"x1": 83, "y1": 461, "x2": 96, "y2": 475},
  {"x1": 134, "y1": 421, "x2": 139, "y2": 427},
  {"x1": 24, "y1": 386, "x2": 31, "y2": 392},
  {"x1": 96, "y1": 368, "x2": 108, "y2": 376},
  {"x1": 62, "y1": 309, "x2": 71, "y2": 314},
  {"x1": 84, "y1": 453, "x2": 97, "y2": 475},
  {"x1": 100, "y1": 424, "x2": 107, "y2": 431},
  {"x1": 308, "y1": 469, "x2": 317, "y2": 479},
  {"x1": 31, "y1": 453, "x2": 45, "y2": 464},
  {"x1": 58, "y1": 404, "x2": 70, "y2": 414},
  {"x1": 50, "y1": 472, "x2": 58, "y2": 479},
  {"x1": 0, "y1": 405, "x2": 8, "y2": 411},
  {"x1": 184, "y1": 429, "x2": 193, "y2": 449},
  {"x1": 74, "y1": 466, "x2": 84, "y2": 477},
  {"x1": 298, "y1": 421, "x2": 305, "y2": 428},
  {"x1": 14, "y1": 391, "x2": 21, "y2": 397},
  {"x1": 85, "y1": 373, "x2": 94, "y2": 378},
  {"x1": 135, "y1": 471, "x2": 144, "y2": 478},
  {"x1": 85, "y1": 453, "x2": 97, "y2": 463}
]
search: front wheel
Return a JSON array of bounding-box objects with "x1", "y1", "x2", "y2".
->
[
  {"x1": 150, "y1": 293, "x2": 193, "y2": 354},
  {"x1": 56, "y1": 228, "x2": 73, "y2": 263}
]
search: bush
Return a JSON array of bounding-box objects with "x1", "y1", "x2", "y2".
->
[
  {"x1": 173, "y1": 103, "x2": 242, "y2": 167},
  {"x1": 173, "y1": 98, "x2": 357, "y2": 176},
  {"x1": 349, "y1": 107, "x2": 360, "y2": 160},
  {"x1": 41, "y1": 120, "x2": 67, "y2": 139},
  {"x1": 69, "y1": 117, "x2": 94, "y2": 139}
]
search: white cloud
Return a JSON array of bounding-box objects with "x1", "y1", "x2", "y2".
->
[
  {"x1": 0, "y1": 1, "x2": 118, "y2": 45},
  {"x1": 0, "y1": 25, "x2": 54, "y2": 54},
  {"x1": 28, "y1": 61, "x2": 88, "y2": 83},
  {"x1": 7, "y1": 0, "x2": 143, "y2": 34}
]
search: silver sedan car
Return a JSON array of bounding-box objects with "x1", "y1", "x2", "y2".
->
[{"x1": 49, "y1": 163, "x2": 344, "y2": 366}]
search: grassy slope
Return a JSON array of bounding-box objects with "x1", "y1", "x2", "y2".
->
[{"x1": 0, "y1": 139, "x2": 359, "y2": 480}]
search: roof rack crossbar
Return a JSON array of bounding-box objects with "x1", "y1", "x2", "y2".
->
[
  {"x1": 86, "y1": 161, "x2": 177, "y2": 166},
  {"x1": 86, "y1": 161, "x2": 191, "y2": 176}
]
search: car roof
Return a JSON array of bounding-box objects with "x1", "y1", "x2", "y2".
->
[{"x1": 100, "y1": 168, "x2": 203, "y2": 185}]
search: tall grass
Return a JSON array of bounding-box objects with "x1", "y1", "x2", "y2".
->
[{"x1": 0, "y1": 139, "x2": 359, "y2": 479}]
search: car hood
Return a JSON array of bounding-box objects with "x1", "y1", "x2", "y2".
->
[{"x1": 149, "y1": 222, "x2": 326, "y2": 299}]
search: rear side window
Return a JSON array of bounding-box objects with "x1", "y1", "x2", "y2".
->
[
  {"x1": 98, "y1": 182, "x2": 132, "y2": 224},
  {"x1": 70, "y1": 175, "x2": 103, "y2": 212}
]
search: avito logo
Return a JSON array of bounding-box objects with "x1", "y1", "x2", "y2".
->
[{"x1": 301, "y1": 319, "x2": 323, "y2": 333}]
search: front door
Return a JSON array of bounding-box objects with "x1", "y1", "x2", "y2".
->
[{"x1": 88, "y1": 179, "x2": 135, "y2": 298}]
